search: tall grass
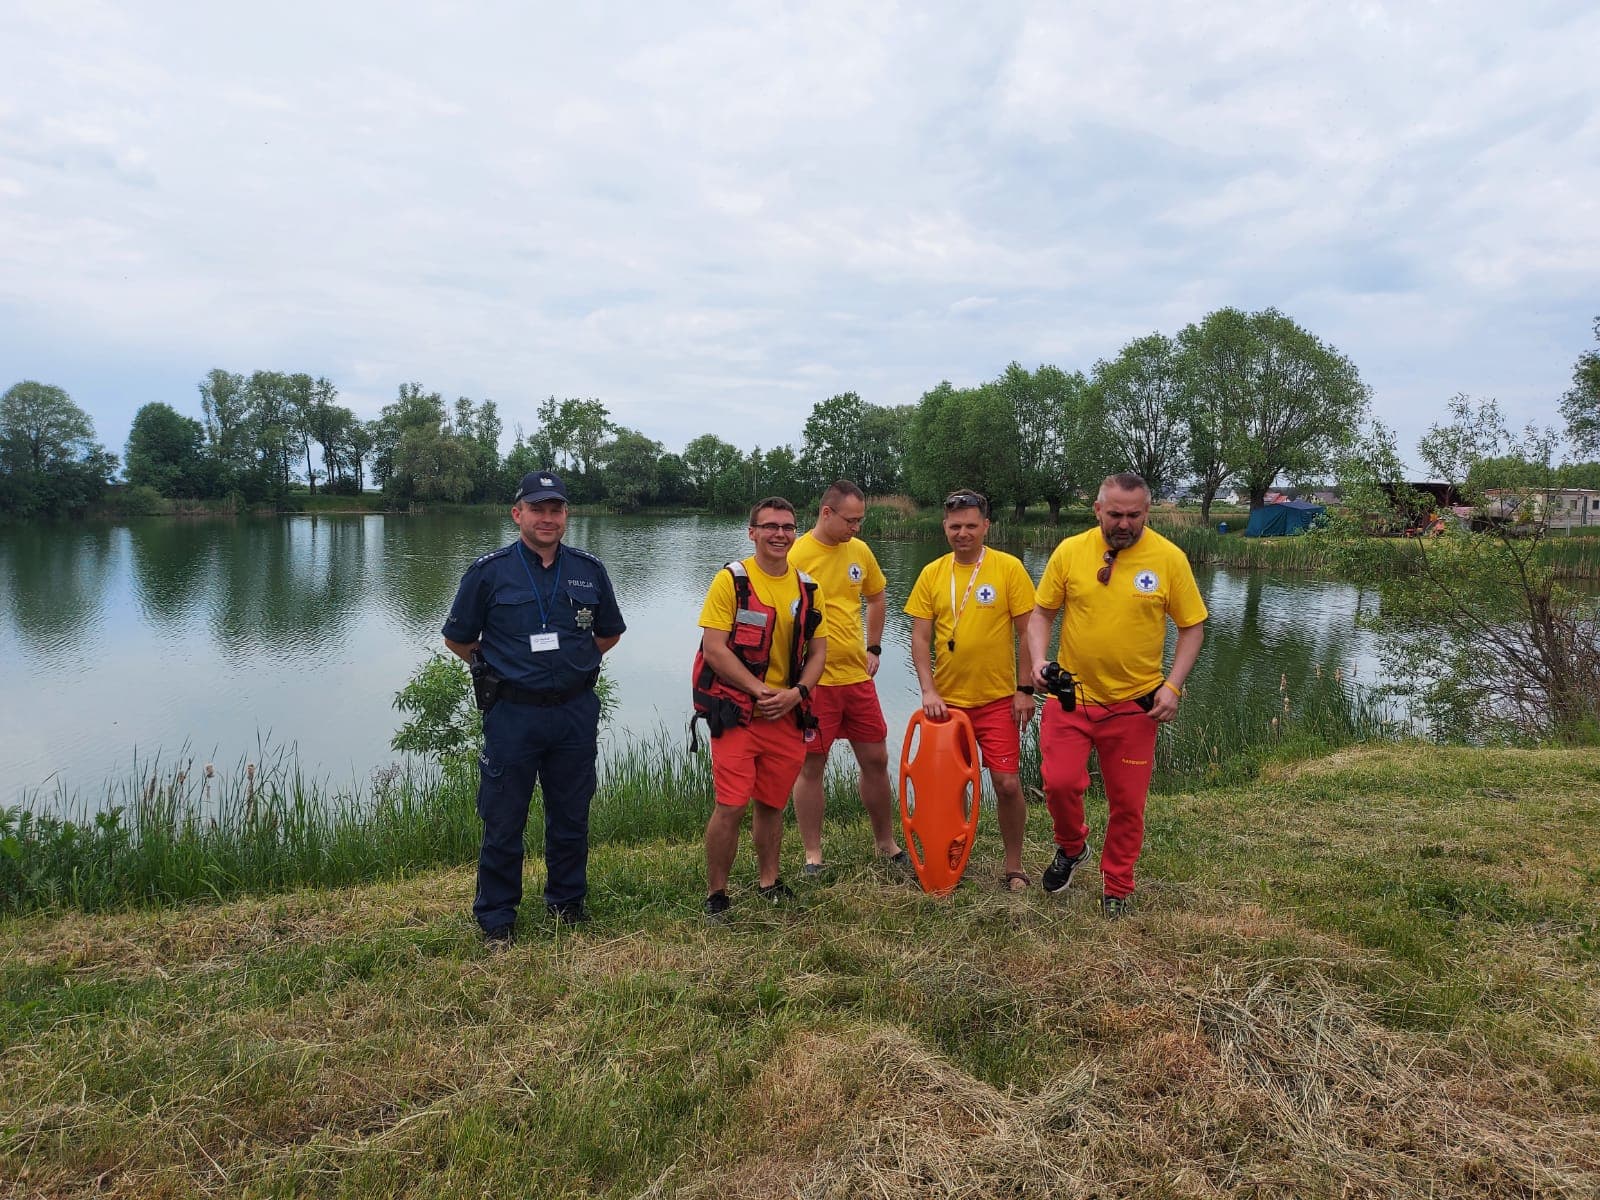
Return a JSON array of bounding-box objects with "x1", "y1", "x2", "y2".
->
[
  {"x1": 1539, "y1": 531, "x2": 1600, "y2": 579},
  {"x1": 0, "y1": 730, "x2": 903, "y2": 914},
  {"x1": 4, "y1": 665, "x2": 1388, "y2": 914},
  {"x1": 0, "y1": 747, "x2": 481, "y2": 914}
]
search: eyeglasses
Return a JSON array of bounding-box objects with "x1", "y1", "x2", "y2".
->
[
  {"x1": 752, "y1": 522, "x2": 797, "y2": 534},
  {"x1": 1097, "y1": 549, "x2": 1118, "y2": 585},
  {"x1": 825, "y1": 509, "x2": 863, "y2": 527},
  {"x1": 943, "y1": 491, "x2": 987, "y2": 513}
]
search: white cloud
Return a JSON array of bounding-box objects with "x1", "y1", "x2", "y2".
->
[{"x1": 0, "y1": 0, "x2": 1595, "y2": 467}]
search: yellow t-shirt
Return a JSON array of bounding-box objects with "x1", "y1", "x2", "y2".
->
[
  {"x1": 788, "y1": 532, "x2": 886, "y2": 686},
  {"x1": 904, "y1": 549, "x2": 1036, "y2": 708},
  {"x1": 1035, "y1": 527, "x2": 1208, "y2": 704},
  {"x1": 697, "y1": 557, "x2": 811, "y2": 691}
]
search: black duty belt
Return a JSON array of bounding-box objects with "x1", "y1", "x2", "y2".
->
[{"x1": 499, "y1": 669, "x2": 599, "y2": 707}]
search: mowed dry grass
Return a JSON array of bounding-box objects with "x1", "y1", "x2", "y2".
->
[{"x1": 3, "y1": 745, "x2": 1598, "y2": 1199}]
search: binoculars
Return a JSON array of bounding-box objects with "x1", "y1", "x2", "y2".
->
[{"x1": 1040, "y1": 661, "x2": 1078, "y2": 712}]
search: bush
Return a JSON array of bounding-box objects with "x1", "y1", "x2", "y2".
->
[{"x1": 101, "y1": 485, "x2": 167, "y2": 517}]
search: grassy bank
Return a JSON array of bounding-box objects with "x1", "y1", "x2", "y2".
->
[
  {"x1": 3, "y1": 671, "x2": 1383, "y2": 916},
  {"x1": 3, "y1": 744, "x2": 1597, "y2": 1197}
]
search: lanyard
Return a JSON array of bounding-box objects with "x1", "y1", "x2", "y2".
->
[
  {"x1": 516, "y1": 542, "x2": 563, "y2": 631},
  {"x1": 946, "y1": 548, "x2": 985, "y2": 651}
]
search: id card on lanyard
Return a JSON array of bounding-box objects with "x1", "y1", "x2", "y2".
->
[{"x1": 517, "y1": 542, "x2": 563, "y2": 654}]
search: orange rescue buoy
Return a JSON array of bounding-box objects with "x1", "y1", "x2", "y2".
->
[{"x1": 898, "y1": 709, "x2": 983, "y2": 896}]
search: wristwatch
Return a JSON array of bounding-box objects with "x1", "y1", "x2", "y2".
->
[{"x1": 1016, "y1": 685, "x2": 1035, "y2": 695}]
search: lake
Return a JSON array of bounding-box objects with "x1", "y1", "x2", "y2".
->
[{"x1": 0, "y1": 512, "x2": 1383, "y2": 806}]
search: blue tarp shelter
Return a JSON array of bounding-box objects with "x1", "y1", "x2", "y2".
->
[{"x1": 1244, "y1": 499, "x2": 1325, "y2": 537}]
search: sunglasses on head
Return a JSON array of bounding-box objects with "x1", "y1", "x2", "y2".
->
[{"x1": 943, "y1": 491, "x2": 986, "y2": 513}]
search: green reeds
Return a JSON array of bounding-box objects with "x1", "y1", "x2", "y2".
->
[
  {"x1": 0, "y1": 734, "x2": 742, "y2": 914},
  {"x1": 1538, "y1": 531, "x2": 1600, "y2": 579},
  {"x1": 3, "y1": 672, "x2": 1389, "y2": 915},
  {"x1": 0, "y1": 746, "x2": 482, "y2": 914}
]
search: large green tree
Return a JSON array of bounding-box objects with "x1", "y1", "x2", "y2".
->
[
  {"x1": 1030, "y1": 363, "x2": 1103, "y2": 522},
  {"x1": 680, "y1": 434, "x2": 744, "y2": 508},
  {"x1": 800, "y1": 391, "x2": 906, "y2": 493},
  {"x1": 374, "y1": 383, "x2": 473, "y2": 502},
  {"x1": 600, "y1": 427, "x2": 663, "y2": 511},
  {"x1": 534, "y1": 397, "x2": 613, "y2": 500},
  {"x1": 1093, "y1": 334, "x2": 1189, "y2": 502},
  {"x1": 452, "y1": 396, "x2": 503, "y2": 503},
  {"x1": 125, "y1": 402, "x2": 207, "y2": 497},
  {"x1": 904, "y1": 381, "x2": 1018, "y2": 509},
  {"x1": 1178, "y1": 308, "x2": 1367, "y2": 511},
  {"x1": 1559, "y1": 316, "x2": 1600, "y2": 456},
  {"x1": 0, "y1": 381, "x2": 116, "y2": 515},
  {"x1": 197, "y1": 369, "x2": 252, "y2": 491},
  {"x1": 992, "y1": 363, "x2": 1074, "y2": 517},
  {"x1": 298, "y1": 376, "x2": 349, "y2": 494},
  {"x1": 1174, "y1": 309, "x2": 1250, "y2": 519},
  {"x1": 0, "y1": 381, "x2": 97, "y2": 473},
  {"x1": 859, "y1": 403, "x2": 911, "y2": 496},
  {"x1": 758, "y1": 444, "x2": 808, "y2": 505},
  {"x1": 244, "y1": 370, "x2": 300, "y2": 500}
]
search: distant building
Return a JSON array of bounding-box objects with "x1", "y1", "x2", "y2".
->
[{"x1": 1482, "y1": 488, "x2": 1600, "y2": 530}]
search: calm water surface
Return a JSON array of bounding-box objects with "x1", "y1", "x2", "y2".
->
[{"x1": 0, "y1": 513, "x2": 1381, "y2": 805}]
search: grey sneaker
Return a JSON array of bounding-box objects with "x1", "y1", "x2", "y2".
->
[
  {"x1": 704, "y1": 891, "x2": 732, "y2": 923},
  {"x1": 1041, "y1": 845, "x2": 1090, "y2": 893},
  {"x1": 1100, "y1": 893, "x2": 1133, "y2": 920},
  {"x1": 802, "y1": 861, "x2": 826, "y2": 877}
]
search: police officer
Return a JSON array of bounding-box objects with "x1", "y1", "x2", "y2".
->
[{"x1": 443, "y1": 470, "x2": 625, "y2": 945}]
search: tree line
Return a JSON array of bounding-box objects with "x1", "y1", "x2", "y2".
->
[{"x1": 5, "y1": 307, "x2": 1597, "y2": 520}]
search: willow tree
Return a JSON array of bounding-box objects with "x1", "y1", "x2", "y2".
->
[{"x1": 1178, "y1": 308, "x2": 1367, "y2": 514}]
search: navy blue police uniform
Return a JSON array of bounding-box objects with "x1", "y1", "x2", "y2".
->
[{"x1": 443, "y1": 529, "x2": 625, "y2": 932}]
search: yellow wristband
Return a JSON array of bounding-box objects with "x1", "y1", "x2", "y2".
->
[{"x1": 1162, "y1": 680, "x2": 1183, "y2": 698}]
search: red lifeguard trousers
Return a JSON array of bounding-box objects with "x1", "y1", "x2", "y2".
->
[{"x1": 1040, "y1": 700, "x2": 1159, "y2": 899}]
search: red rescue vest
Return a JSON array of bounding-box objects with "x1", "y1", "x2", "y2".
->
[{"x1": 691, "y1": 561, "x2": 821, "y2": 742}]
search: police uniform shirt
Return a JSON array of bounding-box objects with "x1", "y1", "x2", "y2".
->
[{"x1": 442, "y1": 541, "x2": 626, "y2": 693}]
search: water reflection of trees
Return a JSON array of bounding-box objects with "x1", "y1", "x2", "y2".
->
[
  {"x1": 208, "y1": 517, "x2": 370, "y2": 656},
  {"x1": 129, "y1": 518, "x2": 216, "y2": 624},
  {"x1": 0, "y1": 524, "x2": 118, "y2": 654},
  {"x1": 378, "y1": 511, "x2": 484, "y2": 630},
  {"x1": 1169, "y1": 568, "x2": 1377, "y2": 776}
]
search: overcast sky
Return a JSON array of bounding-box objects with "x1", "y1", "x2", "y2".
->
[{"x1": 2, "y1": 0, "x2": 1595, "y2": 473}]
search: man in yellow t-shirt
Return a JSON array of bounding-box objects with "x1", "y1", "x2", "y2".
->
[
  {"x1": 1026, "y1": 473, "x2": 1208, "y2": 918},
  {"x1": 697, "y1": 496, "x2": 828, "y2": 922},
  {"x1": 787, "y1": 479, "x2": 906, "y2": 873},
  {"x1": 904, "y1": 489, "x2": 1037, "y2": 890}
]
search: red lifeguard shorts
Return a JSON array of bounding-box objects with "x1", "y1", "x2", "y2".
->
[
  {"x1": 957, "y1": 696, "x2": 1022, "y2": 774},
  {"x1": 711, "y1": 715, "x2": 808, "y2": 809},
  {"x1": 806, "y1": 680, "x2": 889, "y2": 755}
]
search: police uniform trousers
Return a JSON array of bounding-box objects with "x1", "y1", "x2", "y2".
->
[{"x1": 474, "y1": 688, "x2": 601, "y2": 930}]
